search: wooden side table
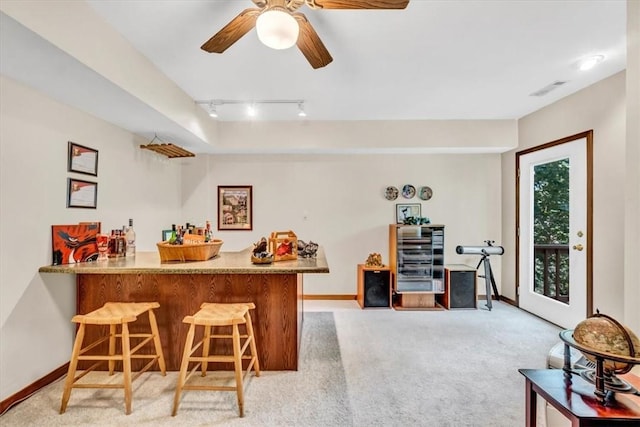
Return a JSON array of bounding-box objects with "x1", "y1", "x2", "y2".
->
[{"x1": 518, "y1": 369, "x2": 640, "y2": 426}]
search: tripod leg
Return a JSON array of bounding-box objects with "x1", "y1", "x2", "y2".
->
[
  {"x1": 483, "y1": 258, "x2": 493, "y2": 311},
  {"x1": 488, "y1": 263, "x2": 500, "y2": 300}
]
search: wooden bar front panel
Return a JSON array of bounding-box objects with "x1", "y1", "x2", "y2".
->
[{"x1": 76, "y1": 273, "x2": 301, "y2": 371}]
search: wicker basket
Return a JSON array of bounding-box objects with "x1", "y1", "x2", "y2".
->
[
  {"x1": 251, "y1": 254, "x2": 274, "y2": 264},
  {"x1": 157, "y1": 239, "x2": 223, "y2": 263}
]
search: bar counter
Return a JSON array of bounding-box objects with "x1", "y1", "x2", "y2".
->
[{"x1": 40, "y1": 248, "x2": 329, "y2": 371}]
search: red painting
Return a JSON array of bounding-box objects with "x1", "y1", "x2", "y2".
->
[{"x1": 51, "y1": 222, "x2": 101, "y2": 265}]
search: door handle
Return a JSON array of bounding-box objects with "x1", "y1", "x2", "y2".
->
[{"x1": 572, "y1": 244, "x2": 584, "y2": 251}]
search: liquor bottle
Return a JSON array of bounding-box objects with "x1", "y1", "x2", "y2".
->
[
  {"x1": 116, "y1": 229, "x2": 126, "y2": 257},
  {"x1": 176, "y1": 225, "x2": 184, "y2": 245},
  {"x1": 108, "y1": 229, "x2": 117, "y2": 257},
  {"x1": 169, "y1": 224, "x2": 177, "y2": 244},
  {"x1": 125, "y1": 218, "x2": 136, "y2": 258},
  {"x1": 205, "y1": 220, "x2": 212, "y2": 242}
]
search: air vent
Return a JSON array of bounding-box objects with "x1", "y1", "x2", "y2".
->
[{"x1": 529, "y1": 81, "x2": 568, "y2": 97}]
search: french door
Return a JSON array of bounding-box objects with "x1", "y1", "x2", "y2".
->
[{"x1": 516, "y1": 131, "x2": 592, "y2": 328}]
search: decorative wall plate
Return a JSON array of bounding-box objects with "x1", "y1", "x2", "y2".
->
[
  {"x1": 419, "y1": 186, "x2": 433, "y2": 201},
  {"x1": 384, "y1": 186, "x2": 399, "y2": 200},
  {"x1": 402, "y1": 184, "x2": 416, "y2": 199}
]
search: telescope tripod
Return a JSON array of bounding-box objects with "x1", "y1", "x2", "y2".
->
[{"x1": 476, "y1": 252, "x2": 500, "y2": 311}]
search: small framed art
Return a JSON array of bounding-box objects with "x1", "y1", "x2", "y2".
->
[
  {"x1": 218, "y1": 185, "x2": 253, "y2": 230},
  {"x1": 396, "y1": 203, "x2": 421, "y2": 224},
  {"x1": 68, "y1": 141, "x2": 98, "y2": 176},
  {"x1": 67, "y1": 178, "x2": 98, "y2": 209}
]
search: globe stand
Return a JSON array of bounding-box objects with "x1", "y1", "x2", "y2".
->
[{"x1": 559, "y1": 329, "x2": 640, "y2": 405}]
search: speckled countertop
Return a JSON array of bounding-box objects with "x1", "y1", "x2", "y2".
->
[{"x1": 38, "y1": 247, "x2": 329, "y2": 275}]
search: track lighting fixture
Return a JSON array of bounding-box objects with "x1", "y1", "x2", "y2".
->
[
  {"x1": 196, "y1": 99, "x2": 306, "y2": 119},
  {"x1": 208, "y1": 103, "x2": 218, "y2": 118},
  {"x1": 297, "y1": 103, "x2": 307, "y2": 117}
]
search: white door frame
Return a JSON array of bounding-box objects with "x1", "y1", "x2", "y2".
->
[{"x1": 515, "y1": 131, "x2": 593, "y2": 328}]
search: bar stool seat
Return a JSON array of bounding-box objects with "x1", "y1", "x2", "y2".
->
[
  {"x1": 172, "y1": 302, "x2": 260, "y2": 417},
  {"x1": 60, "y1": 302, "x2": 166, "y2": 415}
]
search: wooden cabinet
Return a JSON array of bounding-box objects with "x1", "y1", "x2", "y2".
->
[
  {"x1": 437, "y1": 264, "x2": 477, "y2": 309},
  {"x1": 389, "y1": 224, "x2": 445, "y2": 310},
  {"x1": 357, "y1": 264, "x2": 392, "y2": 309}
]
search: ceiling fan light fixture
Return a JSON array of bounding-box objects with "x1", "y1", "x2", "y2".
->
[{"x1": 256, "y1": 8, "x2": 299, "y2": 50}]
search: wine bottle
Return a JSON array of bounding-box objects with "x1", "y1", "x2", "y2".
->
[
  {"x1": 205, "y1": 220, "x2": 212, "y2": 242},
  {"x1": 169, "y1": 224, "x2": 177, "y2": 244},
  {"x1": 125, "y1": 218, "x2": 136, "y2": 258}
]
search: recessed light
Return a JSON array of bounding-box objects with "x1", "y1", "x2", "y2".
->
[{"x1": 578, "y1": 55, "x2": 605, "y2": 71}]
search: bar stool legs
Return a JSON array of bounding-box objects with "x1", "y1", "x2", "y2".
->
[
  {"x1": 172, "y1": 302, "x2": 260, "y2": 417},
  {"x1": 60, "y1": 302, "x2": 166, "y2": 415}
]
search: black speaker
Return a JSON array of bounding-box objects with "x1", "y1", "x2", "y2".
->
[
  {"x1": 449, "y1": 270, "x2": 477, "y2": 309},
  {"x1": 362, "y1": 269, "x2": 391, "y2": 308}
]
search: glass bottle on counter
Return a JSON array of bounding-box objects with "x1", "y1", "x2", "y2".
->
[
  {"x1": 205, "y1": 220, "x2": 212, "y2": 242},
  {"x1": 176, "y1": 225, "x2": 184, "y2": 245},
  {"x1": 108, "y1": 229, "x2": 117, "y2": 257},
  {"x1": 125, "y1": 218, "x2": 136, "y2": 258},
  {"x1": 116, "y1": 229, "x2": 126, "y2": 257},
  {"x1": 169, "y1": 224, "x2": 177, "y2": 244}
]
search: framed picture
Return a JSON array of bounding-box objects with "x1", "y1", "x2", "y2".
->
[
  {"x1": 68, "y1": 141, "x2": 98, "y2": 176},
  {"x1": 51, "y1": 222, "x2": 101, "y2": 265},
  {"x1": 396, "y1": 203, "x2": 421, "y2": 224},
  {"x1": 218, "y1": 185, "x2": 253, "y2": 230},
  {"x1": 67, "y1": 178, "x2": 98, "y2": 209}
]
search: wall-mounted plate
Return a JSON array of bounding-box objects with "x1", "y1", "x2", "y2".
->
[
  {"x1": 385, "y1": 186, "x2": 399, "y2": 200},
  {"x1": 419, "y1": 186, "x2": 433, "y2": 200},
  {"x1": 402, "y1": 184, "x2": 416, "y2": 199}
]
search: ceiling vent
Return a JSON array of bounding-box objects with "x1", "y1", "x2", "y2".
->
[{"x1": 529, "y1": 81, "x2": 568, "y2": 97}]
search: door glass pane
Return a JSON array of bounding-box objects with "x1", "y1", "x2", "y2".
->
[{"x1": 532, "y1": 158, "x2": 570, "y2": 304}]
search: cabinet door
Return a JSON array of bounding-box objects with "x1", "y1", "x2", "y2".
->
[{"x1": 396, "y1": 226, "x2": 437, "y2": 292}]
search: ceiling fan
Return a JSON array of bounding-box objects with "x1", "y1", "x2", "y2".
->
[{"x1": 201, "y1": 0, "x2": 410, "y2": 69}]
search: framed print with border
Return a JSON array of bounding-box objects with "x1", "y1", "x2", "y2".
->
[
  {"x1": 67, "y1": 178, "x2": 98, "y2": 209},
  {"x1": 218, "y1": 185, "x2": 253, "y2": 230},
  {"x1": 68, "y1": 141, "x2": 98, "y2": 176},
  {"x1": 396, "y1": 203, "x2": 421, "y2": 224}
]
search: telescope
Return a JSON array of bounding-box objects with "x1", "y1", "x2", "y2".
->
[
  {"x1": 456, "y1": 244, "x2": 504, "y2": 256},
  {"x1": 455, "y1": 240, "x2": 503, "y2": 311}
]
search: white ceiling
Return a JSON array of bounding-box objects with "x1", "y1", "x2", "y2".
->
[{"x1": 0, "y1": 1, "x2": 627, "y2": 149}]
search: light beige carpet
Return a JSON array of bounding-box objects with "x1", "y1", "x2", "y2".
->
[{"x1": 1, "y1": 303, "x2": 562, "y2": 426}]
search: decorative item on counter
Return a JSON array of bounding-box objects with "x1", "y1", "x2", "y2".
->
[
  {"x1": 251, "y1": 237, "x2": 274, "y2": 264},
  {"x1": 269, "y1": 230, "x2": 298, "y2": 262},
  {"x1": 96, "y1": 233, "x2": 110, "y2": 261},
  {"x1": 403, "y1": 216, "x2": 431, "y2": 225},
  {"x1": 297, "y1": 240, "x2": 319, "y2": 258},
  {"x1": 51, "y1": 222, "x2": 101, "y2": 265},
  {"x1": 156, "y1": 238, "x2": 224, "y2": 263},
  {"x1": 365, "y1": 253, "x2": 383, "y2": 267}
]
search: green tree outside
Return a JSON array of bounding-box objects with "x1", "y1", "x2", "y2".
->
[{"x1": 533, "y1": 158, "x2": 570, "y2": 301}]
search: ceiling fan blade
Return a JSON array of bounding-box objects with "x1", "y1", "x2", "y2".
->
[
  {"x1": 306, "y1": 0, "x2": 409, "y2": 9},
  {"x1": 201, "y1": 8, "x2": 261, "y2": 53},
  {"x1": 294, "y1": 13, "x2": 333, "y2": 69}
]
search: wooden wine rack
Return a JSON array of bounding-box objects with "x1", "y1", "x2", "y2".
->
[{"x1": 140, "y1": 143, "x2": 195, "y2": 158}]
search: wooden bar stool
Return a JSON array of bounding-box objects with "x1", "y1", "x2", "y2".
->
[
  {"x1": 172, "y1": 302, "x2": 260, "y2": 417},
  {"x1": 60, "y1": 302, "x2": 166, "y2": 415}
]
